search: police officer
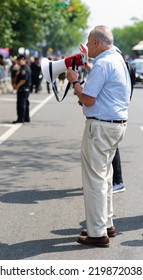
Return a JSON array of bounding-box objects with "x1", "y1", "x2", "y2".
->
[{"x1": 13, "y1": 54, "x2": 31, "y2": 123}]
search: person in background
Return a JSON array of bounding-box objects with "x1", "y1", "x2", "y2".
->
[
  {"x1": 47, "y1": 79, "x2": 58, "y2": 94},
  {"x1": 58, "y1": 72, "x2": 66, "y2": 91},
  {"x1": 0, "y1": 54, "x2": 6, "y2": 66},
  {"x1": 9, "y1": 56, "x2": 20, "y2": 93},
  {"x1": 66, "y1": 25, "x2": 131, "y2": 247},
  {"x1": 112, "y1": 148, "x2": 125, "y2": 193},
  {"x1": 13, "y1": 54, "x2": 31, "y2": 123},
  {"x1": 30, "y1": 56, "x2": 42, "y2": 93},
  {"x1": 0, "y1": 54, "x2": 6, "y2": 81},
  {"x1": 57, "y1": 56, "x2": 66, "y2": 91}
]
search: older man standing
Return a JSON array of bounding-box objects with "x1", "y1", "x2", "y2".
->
[{"x1": 67, "y1": 25, "x2": 131, "y2": 247}]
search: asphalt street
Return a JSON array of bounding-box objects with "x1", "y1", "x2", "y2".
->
[{"x1": 0, "y1": 81, "x2": 143, "y2": 260}]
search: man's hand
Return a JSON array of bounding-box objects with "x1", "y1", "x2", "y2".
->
[
  {"x1": 66, "y1": 68, "x2": 78, "y2": 83},
  {"x1": 80, "y1": 44, "x2": 88, "y2": 65},
  {"x1": 13, "y1": 83, "x2": 18, "y2": 90},
  {"x1": 80, "y1": 43, "x2": 88, "y2": 55},
  {"x1": 80, "y1": 43, "x2": 92, "y2": 72}
]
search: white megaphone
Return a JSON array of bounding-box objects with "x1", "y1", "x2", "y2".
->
[{"x1": 41, "y1": 53, "x2": 87, "y2": 83}]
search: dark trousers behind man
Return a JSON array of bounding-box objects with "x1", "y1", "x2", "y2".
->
[{"x1": 112, "y1": 148, "x2": 125, "y2": 193}]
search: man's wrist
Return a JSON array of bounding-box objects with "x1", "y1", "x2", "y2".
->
[{"x1": 72, "y1": 80, "x2": 79, "y2": 88}]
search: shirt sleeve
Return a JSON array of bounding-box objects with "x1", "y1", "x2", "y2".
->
[{"x1": 21, "y1": 68, "x2": 28, "y2": 80}]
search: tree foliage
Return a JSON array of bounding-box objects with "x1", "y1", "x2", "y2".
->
[
  {"x1": 0, "y1": 0, "x2": 89, "y2": 55},
  {"x1": 112, "y1": 20, "x2": 143, "y2": 56},
  {"x1": 2, "y1": 0, "x2": 143, "y2": 57}
]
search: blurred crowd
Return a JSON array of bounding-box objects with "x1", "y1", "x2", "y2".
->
[{"x1": 0, "y1": 53, "x2": 90, "y2": 95}]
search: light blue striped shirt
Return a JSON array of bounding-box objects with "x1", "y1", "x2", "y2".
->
[{"x1": 82, "y1": 48, "x2": 131, "y2": 120}]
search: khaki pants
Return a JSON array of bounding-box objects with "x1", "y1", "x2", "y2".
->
[{"x1": 81, "y1": 119, "x2": 127, "y2": 237}]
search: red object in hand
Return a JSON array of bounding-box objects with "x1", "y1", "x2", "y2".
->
[{"x1": 65, "y1": 53, "x2": 84, "y2": 68}]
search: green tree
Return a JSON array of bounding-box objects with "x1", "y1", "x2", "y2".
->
[
  {"x1": 0, "y1": 0, "x2": 17, "y2": 47},
  {"x1": 40, "y1": 0, "x2": 89, "y2": 54},
  {"x1": 0, "y1": 0, "x2": 89, "y2": 55},
  {"x1": 0, "y1": 0, "x2": 44, "y2": 51},
  {"x1": 112, "y1": 20, "x2": 143, "y2": 56}
]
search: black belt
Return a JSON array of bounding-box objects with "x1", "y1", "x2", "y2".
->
[
  {"x1": 18, "y1": 88, "x2": 29, "y2": 92},
  {"x1": 86, "y1": 117, "x2": 127, "y2": 123}
]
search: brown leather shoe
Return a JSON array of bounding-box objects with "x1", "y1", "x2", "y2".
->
[
  {"x1": 107, "y1": 226, "x2": 116, "y2": 237},
  {"x1": 78, "y1": 235, "x2": 110, "y2": 247},
  {"x1": 80, "y1": 226, "x2": 116, "y2": 238}
]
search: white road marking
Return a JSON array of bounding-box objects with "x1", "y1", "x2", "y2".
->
[
  {"x1": 0, "y1": 93, "x2": 54, "y2": 145},
  {"x1": 0, "y1": 124, "x2": 13, "y2": 128},
  {"x1": 0, "y1": 97, "x2": 43, "y2": 104},
  {"x1": 0, "y1": 97, "x2": 16, "y2": 102},
  {"x1": 140, "y1": 126, "x2": 143, "y2": 131},
  {"x1": 0, "y1": 123, "x2": 22, "y2": 145},
  {"x1": 30, "y1": 93, "x2": 54, "y2": 117}
]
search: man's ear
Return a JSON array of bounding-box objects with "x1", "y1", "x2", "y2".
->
[{"x1": 94, "y1": 39, "x2": 98, "y2": 45}]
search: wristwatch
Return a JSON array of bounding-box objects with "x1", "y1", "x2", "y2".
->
[{"x1": 72, "y1": 80, "x2": 79, "y2": 88}]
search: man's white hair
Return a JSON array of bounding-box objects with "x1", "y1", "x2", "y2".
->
[{"x1": 91, "y1": 25, "x2": 114, "y2": 46}]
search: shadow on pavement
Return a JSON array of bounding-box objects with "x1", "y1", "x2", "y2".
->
[
  {"x1": 0, "y1": 217, "x2": 142, "y2": 259},
  {"x1": 0, "y1": 188, "x2": 83, "y2": 204},
  {"x1": 121, "y1": 239, "x2": 143, "y2": 247},
  {"x1": 114, "y1": 215, "x2": 143, "y2": 247},
  {"x1": 0, "y1": 234, "x2": 91, "y2": 260},
  {"x1": 114, "y1": 215, "x2": 143, "y2": 234}
]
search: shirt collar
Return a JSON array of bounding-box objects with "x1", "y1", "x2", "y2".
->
[{"x1": 92, "y1": 47, "x2": 116, "y2": 64}]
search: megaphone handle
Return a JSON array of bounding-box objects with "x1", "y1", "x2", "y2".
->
[
  {"x1": 50, "y1": 56, "x2": 77, "y2": 102},
  {"x1": 59, "y1": 56, "x2": 76, "y2": 101},
  {"x1": 72, "y1": 56, "x2": 76, "y2": 70}
]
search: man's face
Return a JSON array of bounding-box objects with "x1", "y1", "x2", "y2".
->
[
  {"x1": 17, "y1": 58, "x2": 25, "y2": 66},
  {"x1": 86, "y1": 33, "x2": 96, "y2": 58}
]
